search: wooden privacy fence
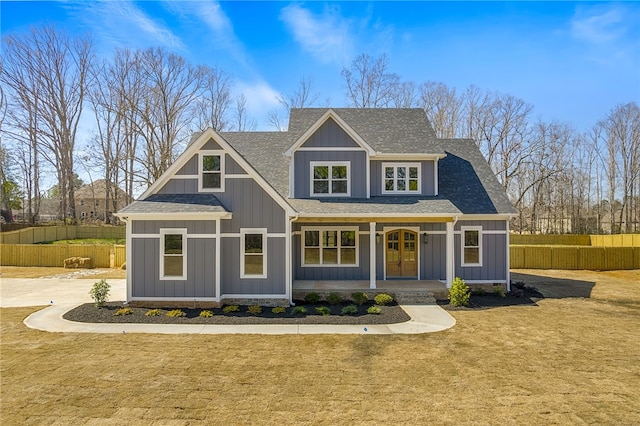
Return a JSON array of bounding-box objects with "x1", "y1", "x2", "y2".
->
[
  {"x1": 510, "y1": 246, "x2": 640, "y2": 270},
  {"x1": 511, "y1": 234, "x2": 640, "y2": 247},
  {"x1": 0, "y1": 244, "x2": 126, "y2": 268},
  {"x1": 0, "y1": 226, "x2": 125, "y2": 244}
]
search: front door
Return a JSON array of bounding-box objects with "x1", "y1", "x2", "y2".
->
[{"x1": 385, "y1": 230, "x2": 418, "y2": 278}]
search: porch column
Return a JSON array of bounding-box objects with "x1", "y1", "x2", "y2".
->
[
  {"x1": 369, "y1": 222, "x2": 376, "y2": 289},
  {"x1": 446, "y1": 221, "x2": 454, "y2": 288}
]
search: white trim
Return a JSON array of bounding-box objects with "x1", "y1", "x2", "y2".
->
[
  {"x1": 198, "y1": 150, "x2": 225, "y2": 192},
  {"x1": 460, "y1": 280, "x2": 508, "y2": 285},
  {"x1": 132, "y1": 233, "x2": 216, "y2": 239},
  {"x1": 267, "y1": 233, "x2": 287, "y2": 238},
  {"x1": 131, "y1": 234, "x2": 161, "y2": 239},
  {"x1": 424, "y1": 230, "x2": 447, "y2": 235},
  {"x1": 284, "y1": 109, "x2": 376, "y2": 157},
  {"x1": 129, "y1": 297, "x2": 219, "y2": 302},
  {"x1": 296, "y1": 213, "x2": 457, "y2": 219},
  {"x1": 453, "y1": 229, "x2": 507, "y2": 235},
  {"x1": 461, "y1": 226, "x2": 483, "y2": 267},
  {"x1": 126, "y1": 218, "x2": 132, "y2": 301},
  {"x1": 301, "y1": 226, "x2": 359, "y2": 267},
  {"x1": 117, "y1": 212, "x2": 233, "y2": 221},
  {"x1": 225, "y1": 174, "x2": 251, "y2": 179},
  {"x1": 296, "y1": 147, "x2": 365, "y2": 152},
  {"x1": 372, "y1": 153, "x2": 446, "y2": 161},
  {"x1": 505, "y1": 220, "x2": 511, "y2": 292},
  {"x1": 171, "y1": 174, "x2": 198, "y2": 180},
  {"x1": 286, "y1": 216, "x2": 294, "y2": 303},
  {"x1": 382, "y1": 226, "x2": 420, "y2": 280},
  {"x1": 240, "y1": 228, "x2": 267, "y2": 279},
  {"x1": 459, "y1": 214, "x2": 517, "y2": 220},
  {"x1": 369, "y1": 222, "x2": 376, "y2": 289},
  {"x1": 187, "y1": 234, "x2": 217, "y2": 239},
  {"x1": 159, "y1": 229, "x2": 187, "y2": 281},
  {"x1": 365, "y1": 156, "x2": 371, "y2": 199},
  {"x1": 446, "y1": 221, "x2": 454, "y2": 288},
  {"x1": 215, "y1": 218, "x2": 221, "y2": 301},
  {"x1": 289, "y1": 156, "x2": 295, "y2": 198},
  {"x1": 434, "y1": 159, "x2": 439, "y2": 196},
  {"x1": 381, "y1": 162, "x2": 422, "y2": 195},
  {"x1": 310, "y1": 161, "x2": 351, "y2": 197},
  {"x1": 220, "y1": 294, "x2": 288, "y2": 299}
]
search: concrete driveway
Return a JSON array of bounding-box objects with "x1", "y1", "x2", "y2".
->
[{"x1": 0, "y1": 277, "x2": 126, "y2": 308}]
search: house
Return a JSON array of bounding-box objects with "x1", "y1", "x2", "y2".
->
[
  {"x1": 116, "y1": 108, "x2": 516, "y2": 306},
  {"x1": 76, "y1": 179, "x2": 130, "y2": 223}
]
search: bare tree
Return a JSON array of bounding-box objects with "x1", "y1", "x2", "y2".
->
[
  {"x1": 2, "y1": 25, "x2": 93, "y2": 222},
  {"x1": 341, "y1": 53, "x2": 400, "y2": 108},
  {"x1": 234, "y1": 94, "x2": 257, "y2": 131},
  {"x1": 268, "y1": 75, "x2": 320, "y2": 131},
  {"x1": 194, "y1": 65, "x2": 233, "y2": 132},
  {"x1": 419, "y1": 81, "x2": 463, "y2": 138}
]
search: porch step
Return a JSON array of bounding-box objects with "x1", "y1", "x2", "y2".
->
[{"x1": 392, "y1": 291, "x2": 437, "y2": 305}]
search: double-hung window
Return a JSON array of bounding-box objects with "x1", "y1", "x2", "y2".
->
[
  {"x1": 199, "y1": 151, "x2": 225, "y2": 191},
  {"x1": 461, "y1": 226, "x2": 482, "y2": 266},
  {"x1": 241, "y1": 229, "x2": 267, "y2": 278},
  {"x1": 310, "y1": 162, "x2": 350, "y2": 196},
  {"x1": 382, "y1": 163, "x2": 420, "y2": 194},
  {"x1": 160, "y1": 229, "x2": 187, "y2": 280},
  {"x1": 302, "y1": 227, "x2": 358, "y2": 267}
]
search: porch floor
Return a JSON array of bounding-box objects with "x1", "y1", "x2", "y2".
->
[{"x1": 292, "y1": 280, "x2": 449, "y2": 303}]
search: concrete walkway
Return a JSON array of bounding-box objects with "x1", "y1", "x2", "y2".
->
[{"x1": 1, "y1": 277, "x2": 455, "y2": 335}]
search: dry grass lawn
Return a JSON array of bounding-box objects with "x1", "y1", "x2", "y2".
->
[
  {"x1": 0, "y1": 266, "x2": 126, "y2": 279},
  {"x1": 1, "y1": 270, "x2": 639, "y2": 424}
]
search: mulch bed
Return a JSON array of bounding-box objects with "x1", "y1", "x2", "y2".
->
[
  {"x1": 438, "y1": 285, "x2": 544, "y2": 311},
  {"x1": 63, "y1": 300, "x2": 411, "y2": 325}
]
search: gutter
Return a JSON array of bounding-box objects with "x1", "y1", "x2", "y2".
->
[{"x1": 288, "y1": 213, "x2": 299, "y2": 306}]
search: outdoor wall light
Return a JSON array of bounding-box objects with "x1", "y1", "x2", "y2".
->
[
  {"x1": 376, "y1": 233, "x2": 382, "y2": 245},
  {"x1": 422, "y1": 232, "x2": 429, "y2": 244}
]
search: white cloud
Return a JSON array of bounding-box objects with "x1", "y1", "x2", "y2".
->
[
  {"x1": 280, "y1": 4, "x2": 353, "y2": 64},
  {"x1": 235, "y1": 80, "x2": 281, "y2": 111},
  {"x1": 571, "y1": 4, "x2": 629, "y2": 45}
]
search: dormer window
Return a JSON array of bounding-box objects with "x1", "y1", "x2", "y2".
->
[
  {"x1": 382, "y1": 163, "x2": 420, "y2": 194},
  {"x1": 199, "y1": 151, "x2": 225, "y2": 192},
  {"x1": 310, "y1": 162, "x2": 350, "y2": 196}
]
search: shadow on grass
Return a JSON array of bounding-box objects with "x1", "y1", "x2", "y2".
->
[{"x1": 437, "y1": 272, "x2": 596, "y2": 311}]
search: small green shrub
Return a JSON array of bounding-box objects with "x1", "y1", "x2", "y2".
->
[
  {"x1": 145, "y1": 309, "x2": 162, "y2": 316},
  {"x1": 247, "y1": 305, "x2": 262, "y2": 315},
  {"x1": 493, "y1": 285, "x2": 506, "y2": 298},
  {"x1": 315, "y1": 306, "x2": 331, "y2": 316},
  {"x1": 326, "y1": 292, "x2": 343, "y2": 305},
  {"x1": 448, "y1": 277, "x2": 470, "y2": 307},
  {"x1": 472, "y1": 288, "x2": 486, "y2": 296},
  {"x1": 89, "y1": 279, "x2": 110, "y2": 307},
  {"x1": 199, "y1": 310, "x2": 214, "y2": 317},
  {"x1": 222, "y1": 305, "x2": 240, "y2": 313},
  {"x1": 351, "y1": 292, "x2": 368, "y2": 305},
  {"x1": 291, "y1": 306, "x2": 307, "y2": 315},
  {"x1": 341, "y1": 304, "x2": 358, "y2": 315},
  {"x1": 114, "y1": 307, "x2": 132, "y2": 316},
  {"x1": 367, "y1": 306, "x2": 382, "y2": 315},
  {"x1": 271, "y1": 306, "x2": 286, "y2": 314},
  {"x1": 166, "y1": 309, "x2": 185, "y2": 318},
  {"x1": 304, "y1": 292, "x2": 321, "y2": 304},
  {"x1": 374, "y1": 293, "x2": 393, "y2": 306}
]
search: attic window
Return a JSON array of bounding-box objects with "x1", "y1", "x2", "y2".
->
[
  {"x1": 199, "y1": 151, "x2": 225, "y2": 192},
  {"x1": 382, "y1": 163, "x2": 420, "y2": 194},
  {"x1": 310, "y1": 162, "x2": 350, "y2": 196}
]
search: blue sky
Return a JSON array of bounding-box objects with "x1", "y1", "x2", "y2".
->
[{"x1": 2, "y1": 1, "x2": 639, "y2": 132}]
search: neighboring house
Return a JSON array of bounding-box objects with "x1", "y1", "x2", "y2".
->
[
  {"x1": 116, "y1": 108, "x2": 516, "y2": 306},
  {"x1": 76, "y1": 179, "x2": 130, "y2": 223}
]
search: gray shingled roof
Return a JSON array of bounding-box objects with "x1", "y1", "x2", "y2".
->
[
  {"x1": 289, "y1": 108, "x2": 443, "y2": 154},
  {"x1": 288, "y1": 197, "x2": 461, "y2": 216},
  {"x1": 119, "y1": 194, "x2": 229, "y2": 215}
]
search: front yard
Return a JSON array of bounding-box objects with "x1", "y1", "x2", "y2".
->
[{"x1": 1, "y1": 270, "x2": 639, "y2": 424}]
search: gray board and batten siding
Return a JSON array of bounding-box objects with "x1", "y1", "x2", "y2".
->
[
  {"x1": 454, "y1": 220, "x2": 508, "y2": 282},
  {"x1": 293, "y1": 151, "x2": 368, "y2": 198},
  {"x1": 370, "y1": 160, "x2": 436, "y2": 197}
]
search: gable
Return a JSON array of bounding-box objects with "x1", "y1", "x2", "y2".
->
[{"x1": 299, "y1": 118, "x2": 360, "y2": 149}]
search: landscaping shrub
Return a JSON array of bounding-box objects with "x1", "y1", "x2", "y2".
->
[
  {"x1": 89, "y1": 279, "x2": 110, "y2": 307},
  {"x1": 326, "y1": 292, "x2": 343, "y2": 305},
  {"x1": 493, "y1": 285, "x2": 506, "y2": 298},
  {"x1": 341, "y1": 304, "x2": 358, "y2": 315},
  {"x1": 374, "y1": 293, "x2": 393, "y2": 306},
  {"x1": 114, "y1": 307, "x2": 132, "y2": 316},
  {"x1": 145, "y1": 309, "x2": 162, "y2": 316},
  {"x1": 291, "y1": 306, "x2": 307, "y2": 315},
  {"x1": 222, "y1": 305, "x2": 240, "y2": 313},
  {"x1": 367, "y1": 306, "x2": 382, "y2": 315},
  {"x1": 351, "y1": 292, "x2": 368, "y2": 305},
  {"x1": 271, "y1": 306, "x2": 286, "y2": 314},
  {"x1": 247, "y1": 305, "x2": 262, "y2": 315},
  {"x1": 199, "y1": 310, "x2": 214, "y2": 317},
  {"x1": 315, "y1": 306, "x2": 331, "y2": 316},
  {"x1": 304, "y1": 292, "x2": 321, "y2": 304},
  {"x1": 166, "y1": 309, "x2": 185, "y2": 318},
  {"x1": 448, "y1": 277, "x2": 470, "y2": 307}
]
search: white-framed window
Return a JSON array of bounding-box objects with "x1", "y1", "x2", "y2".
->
[
  {"x1": 310, "y1": 162, "x2": 350, "y2": 196},
  {"x1": 382, "y1": 163, "x2": 421, "y2": 194},
  {"x1": 241, "y1": 228, "x2": 267, "y2": 278},
  {"x1": 160, "y1": 229, "x2": 187, "y2": 280},
  {"x1": 199, "y1": 150, "x2": 225, "y2": 192},
  {"x1": 461, "y1": 226, "x2": 482, "y2": 267},
  {"x1": 302, "y1": 227, "x2": 358, "y2": 267}
]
